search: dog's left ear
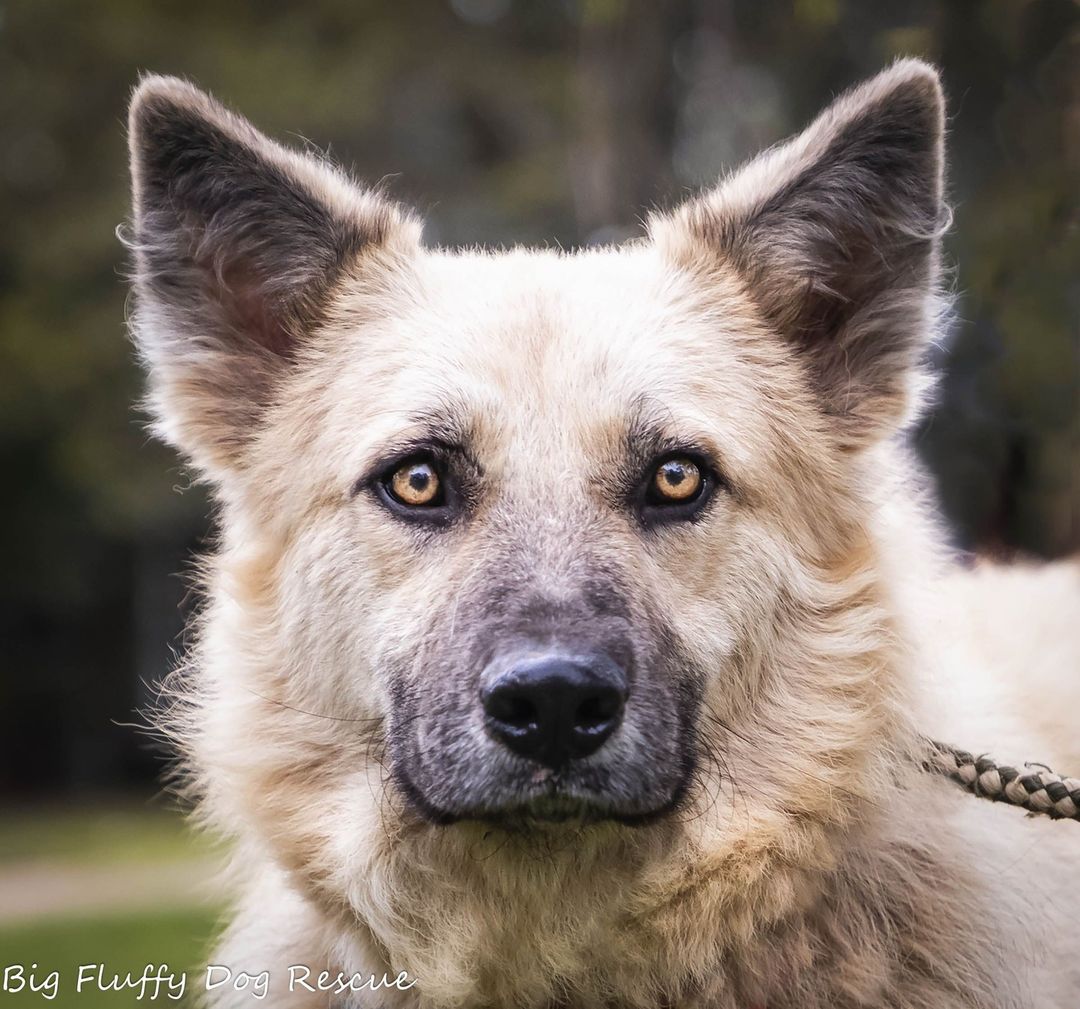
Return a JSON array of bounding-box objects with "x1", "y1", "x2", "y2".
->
[{"x1": 652, "y1": 59, "x2": 947, "y2": 448}]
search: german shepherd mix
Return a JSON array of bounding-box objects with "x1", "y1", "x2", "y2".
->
[{"x1": 126, "y1": 61, "x2": 1080, "y2": 1007}]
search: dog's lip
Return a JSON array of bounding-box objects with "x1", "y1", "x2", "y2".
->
[
  {"x1": 392, "y1": 763, "x2": 690, "y2": 829},
  {"x1": 480, "y1": 791, "x2": 616, "y2": 825},
  {"x1": 458, "y1": 789, "x2": 688, "y2": 829}
]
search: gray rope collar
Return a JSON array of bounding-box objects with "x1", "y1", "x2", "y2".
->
[{"x1": 926, "y1": 739, "x2": 1080, "y2": 821}]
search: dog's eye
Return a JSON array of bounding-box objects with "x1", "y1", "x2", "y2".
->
[
  {"x1": 650, "y1": 457, "x2": 702, "y2": 503},
  {"x1": 638, "y1": 453, "x2": 713, "y2": 525},
  {"x1": 386, "y1": 458, "x2": 443, "y2": 508}
]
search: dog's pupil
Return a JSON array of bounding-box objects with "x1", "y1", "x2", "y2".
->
[{"x1": 391, "y1": 462, "x2": 437, "y2": 505}]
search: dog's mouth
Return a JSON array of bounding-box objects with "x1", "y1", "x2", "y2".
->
[
  {"x1": 488, "y1": 787, "x2": 690, "y2": 829},
  {"x1": 386, "y1": 654, "x2": 702, "y2": 831},
  {"x1": 392, "y1": 762, "x2": 694, "y2": 829},
  {"x1": 482, "y1": 792, "x2": 619, "y2": 827}
]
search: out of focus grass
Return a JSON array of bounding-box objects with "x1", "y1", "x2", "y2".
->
[
  {"x1": 0, "y1": 802, "x2": 215, "y2": 866},
  {"x1": 0, "y1": 907, "x2": 218, "y2": 1008}
]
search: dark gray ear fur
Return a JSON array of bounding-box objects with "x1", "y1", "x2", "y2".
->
[
  {"x1": 654, "y1": 59, "x2": 948, "y2": 447},
  {"x1": 125, "y1": 74, "x2": 419, "y2": 480}
]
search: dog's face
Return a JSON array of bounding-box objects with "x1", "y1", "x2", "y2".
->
[
  {"x1": 267, "y1": 250, "x2": 790, "y2": 827},
  {"x1": 128, "y1": 64, "x2": 943, "y2": 849}
]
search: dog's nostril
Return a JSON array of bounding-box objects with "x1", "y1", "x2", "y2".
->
[
  {"x1": 482, "y1": 654, "x2": 628, "y2": 768},
  {"x1": 574, "y1": 689, "x2": 621, "y2": 734},
  {"x1": 487, "y1": 692, "x2": 538, "y2": 732}
]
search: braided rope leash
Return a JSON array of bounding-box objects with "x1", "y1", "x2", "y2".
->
[{"x1": 925, "y1": 739, "x2": 1080, "y2": 821}]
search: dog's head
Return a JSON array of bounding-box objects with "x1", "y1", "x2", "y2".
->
[{"x1": 128, "y1": 63, "x2": 943, "y2": 855}]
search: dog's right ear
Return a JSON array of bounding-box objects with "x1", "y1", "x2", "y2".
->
[{"x1": 126, "y1": 75, "x2": 420, "y2": 485}]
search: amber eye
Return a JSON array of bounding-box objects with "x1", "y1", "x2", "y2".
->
[
  {"x1": 651, "y1": 456, "x2": 702, "y2": 503},
  {"x1": 388, "y1": 459, "x2": 442, "y2": 507}
]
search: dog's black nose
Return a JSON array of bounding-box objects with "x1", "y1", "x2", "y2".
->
[{"x1": 482, "y1": 655, "x2": 627, "y2": 767}]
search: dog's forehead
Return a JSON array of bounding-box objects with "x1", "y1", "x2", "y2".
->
[
  {"x1": 295, "y1": 244, "x2": 790, "y2": 495},
  {"x1": 333, "y1": 245, "x2": 761, "y2": 428},
  {"x1": 414, "y1": 246, "x2": 723, "y2": 364}
]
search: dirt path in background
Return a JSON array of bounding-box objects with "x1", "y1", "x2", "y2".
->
[{"x1": 0, "y1": 858, "x2": 220, "y2": 925}]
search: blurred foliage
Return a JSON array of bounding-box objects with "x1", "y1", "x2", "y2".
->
[
  {"x1": 0, "y1": 803, "x2": 216, "y2": 866},
  {"x1": 0, "y1": 0, "x2": 1076, "y2": 797}
]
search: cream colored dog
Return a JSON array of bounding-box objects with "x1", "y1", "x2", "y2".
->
[{"x1": 126, "y1": 59, "x2": 1080, "y2": 1008}]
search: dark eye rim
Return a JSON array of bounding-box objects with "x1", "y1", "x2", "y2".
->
[
  {"x1": 371, "y1": 451, "x2": 457, "y2": 525},
  {"x1": 638, "y1": 451, "x2": 717, "y2": 525}
]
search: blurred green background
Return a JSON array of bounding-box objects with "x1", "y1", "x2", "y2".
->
[{"x1": 0, "y1": 0, "x2": 1076, "y2": 1000}]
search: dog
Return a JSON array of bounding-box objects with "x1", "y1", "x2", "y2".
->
[{"x1": 125, "y1": 59, "x2": 1080, "y2": 1007}]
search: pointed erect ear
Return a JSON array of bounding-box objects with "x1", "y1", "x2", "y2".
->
[
  {"x1": 126, "y1": 75, "x2": 421, "y2": 482},
  {"x1": 652, "y1": 60, "x2": 947, "y2": 448}
]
